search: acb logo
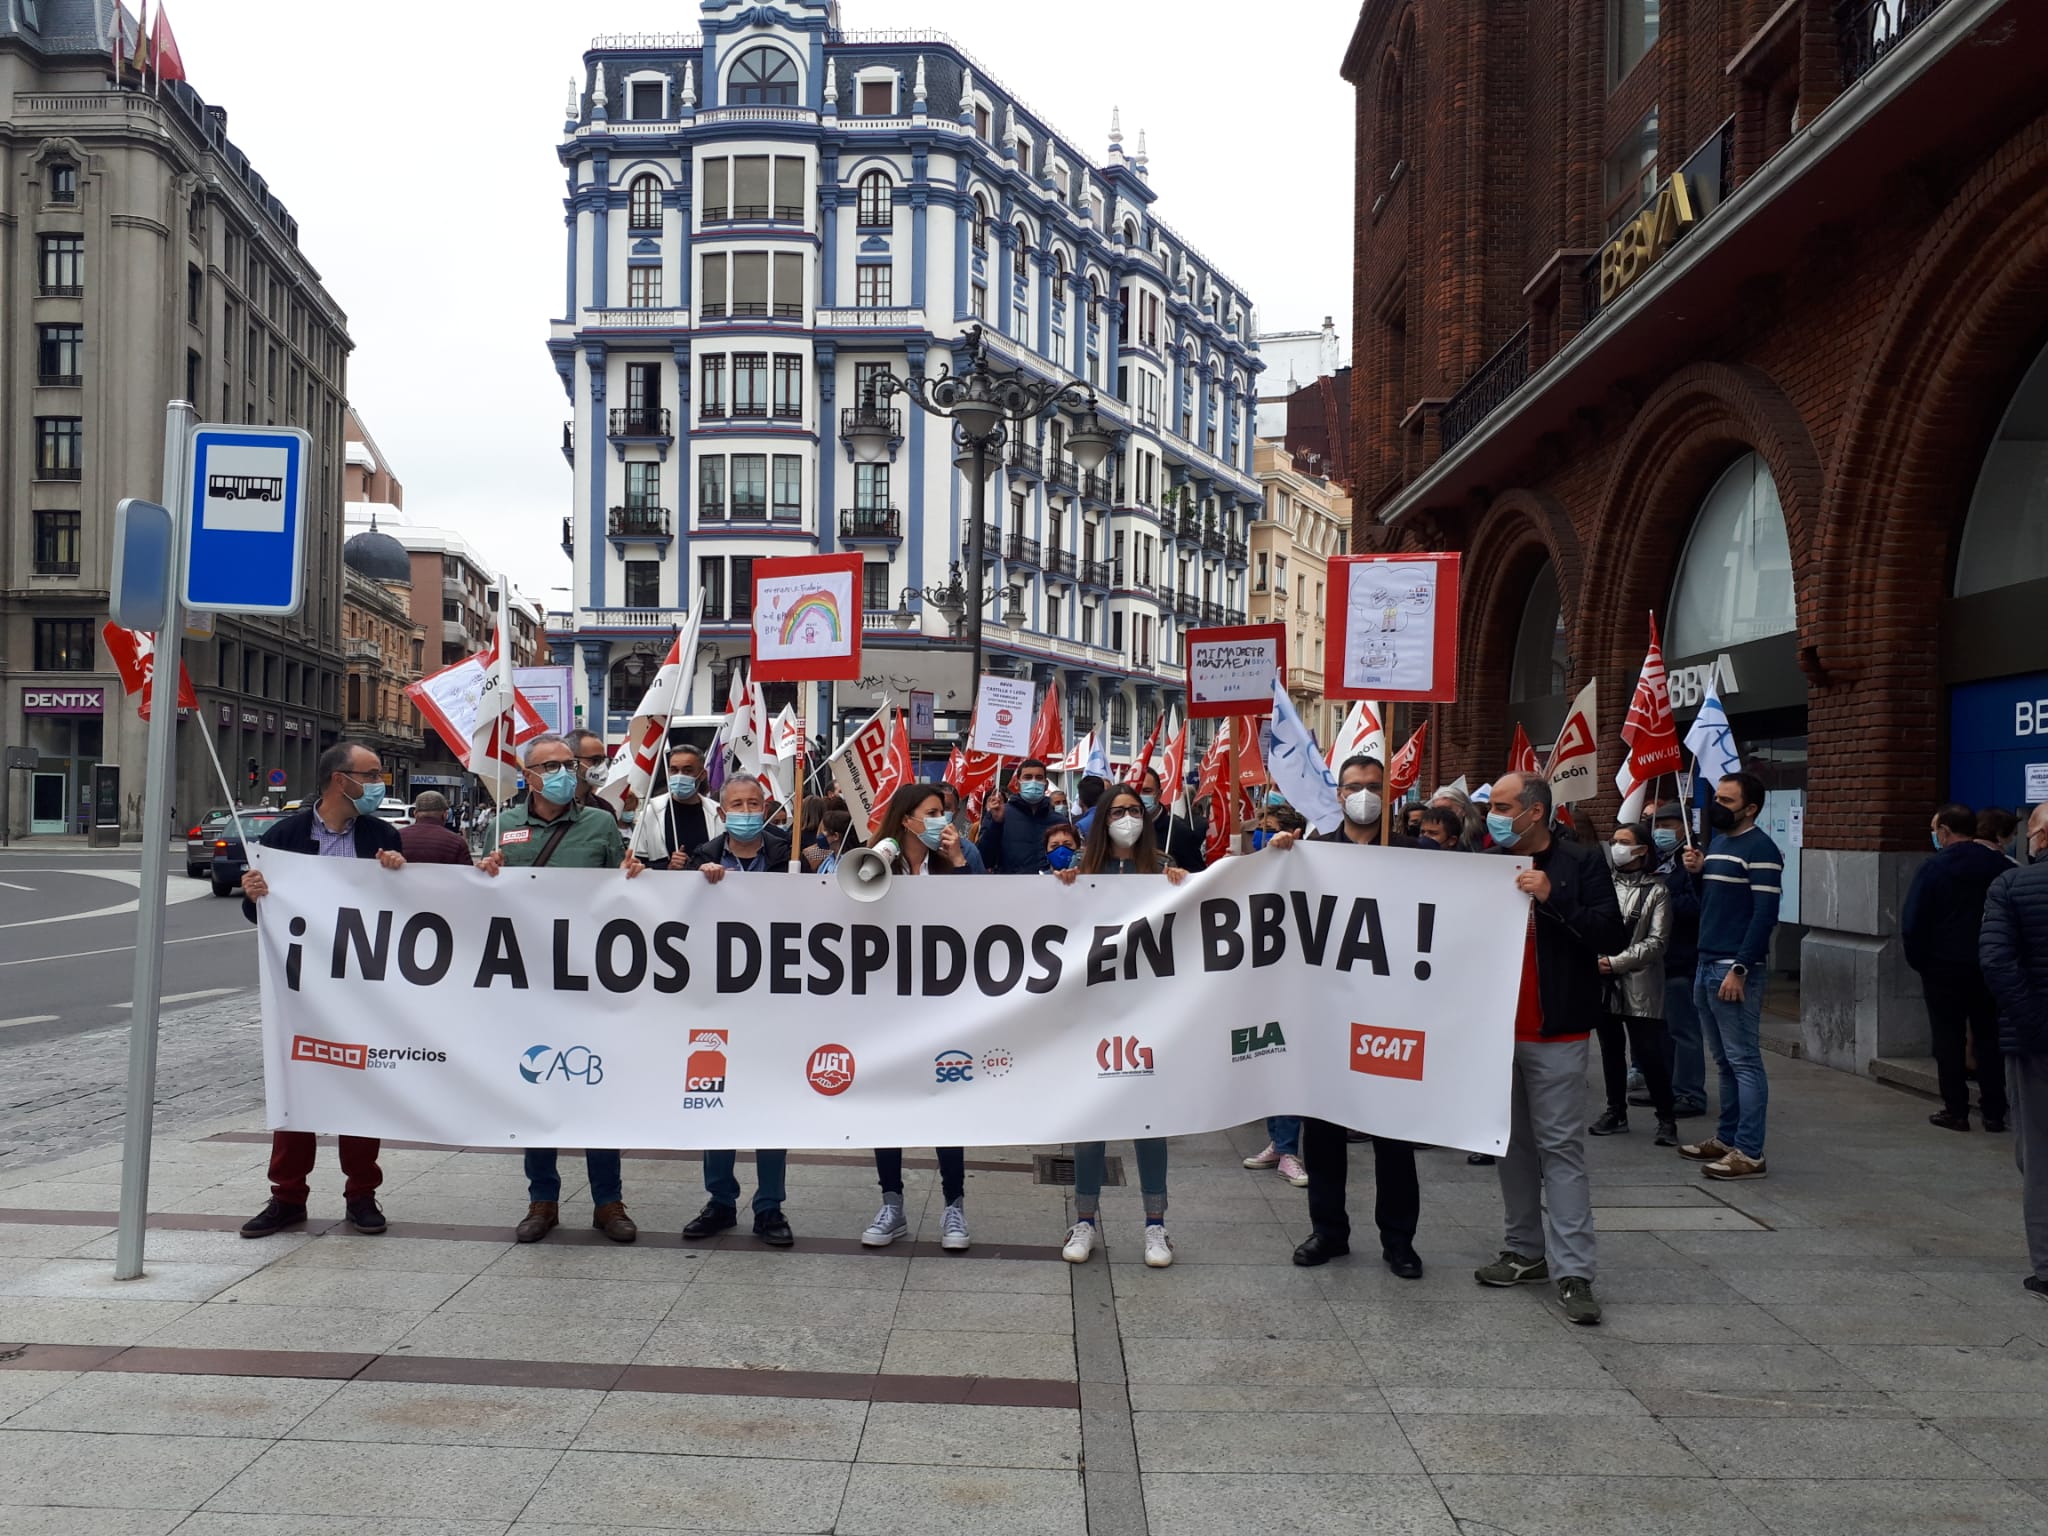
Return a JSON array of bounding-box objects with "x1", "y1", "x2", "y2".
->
[
  {"x1": 520, "y1": 1044, "x2": 603, "y2": 1085},
  {"x1": 687, "y1": 1029, "x2": 728, "y2": 1095},
  {"x1": 808, "y1": 1043, "x2": 856, "y2": 1096},
  {"x1": 934, "y1": 1049, "x2": 974, "y2": 1085}
]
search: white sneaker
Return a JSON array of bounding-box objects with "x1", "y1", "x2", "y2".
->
[
  {"x1": 861, "y1": 1198, "x2": 908, "y2": 1247},
  {"x1": 1277, "y1": 1153, "x2": 1310, "y2": 1187},
  {"x1": 940, "y1": 1199, "x2": 970, "y2": 1252},
  {"x1": 1062, "y1": 1219, "x2": 1099, "y2": 1263},
  {"x1": 1242, "y1": 1142, "x2": 1281, "y2": 1169},
  {"x1": 1143, "y1": 1222, "x2": 1174, "y2": 1268}
]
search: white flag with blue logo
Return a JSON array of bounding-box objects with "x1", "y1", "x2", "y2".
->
[
  {"x1": 1084, "y1": 731, "x2": 1111, "y2": 780},
  {"x1": 1266, "y1": 678, "x2": 1344, "y2": 835},
  {"x1": 1683, "y1": 674, "x2": 1742, "y2": 785}
]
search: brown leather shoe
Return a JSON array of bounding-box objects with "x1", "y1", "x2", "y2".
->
[
  {"x1": 515, "y1": 1200, "x2": 559, "y2": 1243},
  {"x1": 593, "y1": 1200, "x2": 638, "y2": 1244}
]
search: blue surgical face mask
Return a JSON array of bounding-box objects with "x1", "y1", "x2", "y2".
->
[
  {"x1": 1141, "y1": 792, "x2": 1159, "y2": 813},
  {"x1": 725, "y1": 811, "x2": 766, "y2": 842},
  {"x1": 919, "y1": 814, "x2": 951, "y2": 850},
  {"x1": 1266, "y1": 790, "x2": 1288, "y2": 809},
  {"x1": 1932, "y1": 830, "x2": 1944, "y2": 852},
  {"x1": 1652, "y1": 826, "x2": 1680, "y2": 854},
  {"x1": 1019, "y1": 780, "x2": 1047, "y2": 803},
  {"x1": 672, "y1": 774, "x2": 699, "y2": 799},
  {"x1": 1250, "y1": 828, "x2": 1274, "y2": 850},
  {"x1": 349, "y1": 779, "x2": 387, "y2": 816},
  {"x1": 538, "y1": 768, "x2": 578, "y2": 805},
  {"x1": 1046, "y1": 843, "x2": 1077, "y2": 870},
  {"x1": 1487, "y1": 810, "x2": 1522, "y2": 849}
]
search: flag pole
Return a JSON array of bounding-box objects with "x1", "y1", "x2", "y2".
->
[
  {"x1": 494, "y1": 577, "x2": 515, "y2": 856},
  {"x1": 791, "y1": 695, "x2": 808, "y2": 873}
]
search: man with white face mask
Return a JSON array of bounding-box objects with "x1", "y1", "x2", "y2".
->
[{"x1": 1266, "y1": 755, "x2": 1427, "y2": 1278}]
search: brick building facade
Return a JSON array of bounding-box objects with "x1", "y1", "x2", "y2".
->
[{"x1": 1341, "y1": 0, "x2": 2048, "y2": 1074}]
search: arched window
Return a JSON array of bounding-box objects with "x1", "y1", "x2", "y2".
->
[
  {"x1": 1013, "y1": 226, "x2": 1029, "y2": 282},
  {"x1": 1956, "y1": 337, "x2": 2048, "y2": 596},
  {"x1": 1053, "y1": 251, "x2": 1067, "y2": 305},
  {"x1": 1377, "y1": 52, "x2": 1405, "y2": 179},
  {"x1": 971, "y1": 193, "x2": 989, "y2": 251},
  {"x1": 1667, "y1": 452, "x2": 1796, "y2": 655},
  {"x1": 1110, "y1": 692, "x2": 1131, "y2": 738},
  {"x1": 1073, "y1": 688, "x2": 1096, "y2": 731},
  {"x1": 628, "y1": 174, "x2": 662, "y2": 232},
  {"x1": 1510, "y1": 559, "x2": 1570, "y2": 707},
  {"x1": 728, "y1": 45, "x2": 797, "y2": 106},
  {"x1": 1122, "y1": 217, "x2": 1138, "y2": 246},
  {"x1": 856, "y1": 171, "x2": 892, "y2": 229}
]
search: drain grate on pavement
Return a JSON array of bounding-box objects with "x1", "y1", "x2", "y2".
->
[{"x1": 1035, "y1": 1152, "x2": 1124, "y2": 1186}]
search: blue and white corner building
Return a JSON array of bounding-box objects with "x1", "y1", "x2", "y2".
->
[{"x1": 549, "y1": 0, "x2": 1264, "y2": 760}]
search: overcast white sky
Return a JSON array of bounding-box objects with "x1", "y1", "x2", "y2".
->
[{"x1": 167, "y1": 0, "x2": 1358, "y2": 605}]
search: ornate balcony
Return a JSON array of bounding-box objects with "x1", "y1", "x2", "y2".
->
[
  {"x1": 839, "y1": 405, "x2": 902, "y2": 450},
  {"x1": 1082, "y1": 559, "x2": 1113, "y2": 589},
  {"x1": 608, "y1": 505, "x2": 672, "y2": 539},
  {"x1": 1005, "y1": 532, "x2": 1041, "y2": 566},
  {"x1": 1006, "y1": 441, "x2": 1043, "y2": 479},
  {"x1": 1081, "y1": 470, "x2": 1110, "y2": 505},
  {"x1": 560, "y1": 516, "x2": 574, "y2": 555},
  {"x1": 560, "y1": 420, "x2": 574, "y2": 463},
  {"x1": 838, "y1": 505, "x2": 902, "y2": 540},
  {"x1": 1047, "y1": 460, "x2": 1078, "y2": 492},
  {"x1": 1046, "y1": 548, "x2": 1077, "y2": 578},
  {"x1": 1439, "y1": 323, "x2": 1530, "y2": 454},
  {"x1": 1226, "y1": 535, "x2": 1248, "y2": 564},
  {"x1": 609, "y1": 406, "x2": 673, "y2": 439},
  {"x1": 1201, "y1": 599, "x2": 1224, "y2": 625}
]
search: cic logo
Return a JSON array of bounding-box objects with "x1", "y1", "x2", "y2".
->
[{"x1": 521, "y1": 1044, "x2": 605, "y2": 1085}]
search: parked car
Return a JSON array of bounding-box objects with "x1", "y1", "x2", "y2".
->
[
  {"x1": 209, "y1": 810, "x2": 288, "y2": 897},
  {"x1": 186, "y1": 809, "x2": 234, "y2": 878},
  {"x1": 374, "y1": 800, "x2": 415, "y2": 831}
]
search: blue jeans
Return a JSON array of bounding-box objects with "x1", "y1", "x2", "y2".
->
[
  {"x1": 1665, "y1": 972, "x2": 1706, "y2": 1108},
  {"x1": 1266, "y1": 1115, "x2": 1302, "y2": 1157},
  {"x1": 703, "y1": 1149, "x2": 787, "y2": 1216},
  {"x1": 1073, "y1": 1138, "x2": 1168, "y2": 1217},
  {"x1": 1695, "y1": 958, "x2": 1769, "y2": 1157},
  {"x1": 525, "y1": 1148, "x2": 622, "y2": 1207}
]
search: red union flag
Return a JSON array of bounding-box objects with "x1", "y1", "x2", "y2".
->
[
  {"x1": 1615, "y1": 614, "x2": 1683, "y2": 819},
  {"x1": 102, "y1": 621, "x2": 197, "y2": 721},
  {"x1": 1027, "y1": 678, "x2": 1064, "y2": 763},
  {"x1": 1157, "y1": 715, "x2": 1189, "y2": 810},
  {"x1": 1508, "y1": 721, "x2": 1541, "y2": 777},
  {"x1": 1387, "y1": 720, "x2": 1429, "y2": 797},
  {"x1": 1124, "y1": 711, "x2": 1164, "y2": 786}
]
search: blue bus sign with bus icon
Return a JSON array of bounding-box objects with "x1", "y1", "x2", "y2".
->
[{"x1": 181, "y1": 425, "x2": 310, "y2": 615}]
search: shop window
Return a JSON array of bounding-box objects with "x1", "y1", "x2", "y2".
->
[
  {"x1": 1666, "y1": 452, "x2": 1797, "y2": 655},
  {"x1": 1955, "y1": 338, "x2": 2048, "y2": 596}
]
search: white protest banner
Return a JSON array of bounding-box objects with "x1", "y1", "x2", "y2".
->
[
  {"x1": 252, "y1": 841, "x2": 1528, "y2": 1155},
  {"x1": 1185, "y1": 623, "x2": 1287, "y2": 718},
  {"x1": 970, "y1": 674, "x2": 1035, "y2": 756}
]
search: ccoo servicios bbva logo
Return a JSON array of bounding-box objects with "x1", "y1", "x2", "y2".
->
[{"x1": 519, "y1": 1044, "x2": 605, "y2": 1085}]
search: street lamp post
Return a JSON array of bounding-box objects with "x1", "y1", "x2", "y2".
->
[{"x1": 848, "y1": 326, "x2": 1114, "y2": 685}]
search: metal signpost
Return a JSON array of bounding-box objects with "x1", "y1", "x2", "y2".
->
[{"x1": 113, "y1": 409, "x2": 307, "y2": 1280}]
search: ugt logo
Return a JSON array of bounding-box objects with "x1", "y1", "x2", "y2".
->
[
  {"x1": 520, "y1": 1044, "x2": 604, "y2": 1086},
  {"x1": 1230, "y1": 1021, "x2": 1287, "y2": 1062},
  {"x1": 1097, "y1": 1036, "x2": 1154, "y2": 1077}
]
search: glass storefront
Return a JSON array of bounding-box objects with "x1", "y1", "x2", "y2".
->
[{"x1": 25, "y1": 713, "x2": 103, "y2": 836}]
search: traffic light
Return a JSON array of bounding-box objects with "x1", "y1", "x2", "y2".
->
[{"x1": 247, "y1": 757, "x2": 259, "y2": 788}]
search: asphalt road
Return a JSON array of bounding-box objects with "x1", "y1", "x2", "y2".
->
[{"x1": 0, "y1": 844, "x2": 258, "y2": 1050}]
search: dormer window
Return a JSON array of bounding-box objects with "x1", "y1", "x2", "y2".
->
[
  {"x1": 974, "y1": 103, "x2": 990, "y2": 139},
  {"x1": 861, "y1": 79, "x2": 892, "y2": 115},
  {"x1": 629, "y1": 80, "x2": 663, "y2": 120},
  {"x1": 49, "y1": 162, "x2": 76, "y2": 204},
  {"x1": 729, "y1": 46, "x2": 797, "y2": 106}
]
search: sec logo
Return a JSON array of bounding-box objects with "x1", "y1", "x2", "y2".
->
[
  {"x1": 807, "y1": 1044, "x2": 856, "y2": 1096},
  {"x1": 934, "y1": 1049, "x2": 974, "y2": 1085}
]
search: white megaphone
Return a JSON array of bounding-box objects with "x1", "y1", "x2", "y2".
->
[{"x1": 835, "y1": 838, "x2": 899, "y2": 902}]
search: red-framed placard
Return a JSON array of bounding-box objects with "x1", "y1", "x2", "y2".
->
[
  {"x1": 1184, "y1": 622, "x2": 1288, "y2": 719},
  {"x1": 747, "y1": 552, "x2": 866, "y2": 682},
  {"x1": 1325, "y1": 552, "x2": 1460, "y2": 703}
]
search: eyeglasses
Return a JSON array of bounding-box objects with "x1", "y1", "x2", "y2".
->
[{"x1": 575, "y1": 752, "x2": 607, "y2": 767}]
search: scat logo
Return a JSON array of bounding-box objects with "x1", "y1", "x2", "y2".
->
[
  {"x1": 934, "y1": 1049, "x2": 974, "y2": 1085},
  {"x1": 1350, "y1": 1023, "x2": 1425, "y2": 1082},
  {"x1": 807, "y1": 1044, "x2": 856, "y2": 1096}
]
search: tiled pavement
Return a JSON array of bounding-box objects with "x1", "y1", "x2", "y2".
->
[{"x1": 4, "y1": 1048, "x2": 2048, "y2": 1533}]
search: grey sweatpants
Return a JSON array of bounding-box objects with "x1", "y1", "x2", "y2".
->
[
  {"x1": 1499, "y1": 1037, "x2": 1598, "y2": 1281},
  {"x1": 2008, "y1": 1054, "x2": 2048, "y2": 1281}
]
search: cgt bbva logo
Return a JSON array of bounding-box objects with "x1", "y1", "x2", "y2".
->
[
  {"x1": 686, "y1": 1029, "x2": 728, "y2": 1109},
  {"x1": 521, "y1": 1044, "x2": 604, "y2": 1085},
  {"x1": 808, "y1": 1044, "x2": 856, "y2": 1096},
  {"x1": 934, "y1": 1049, "x2": 974, "y2": 1085},
  {"x1": 1097, "y1": 1035, "x2": 1154, "y2": 1077}
]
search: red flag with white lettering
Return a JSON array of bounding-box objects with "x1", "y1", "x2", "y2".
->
[
  {"x1": 1615, "y1": 614, "x2": 1683, "y2": 819},
  {"x1": 1124, "y1": 712, "x2": 1164, "y2": 786},
  {"x1": 1026, "y1": 679, "x2": 1064, "y2": 764},
  {"x1": 1157, "y1": 715, "x2": 1188, "y2": 811},
  {"x1": 102, "y1": 621, "x2": 197, "y2": 721},
  {"x1": 1387, "y1": 720, "x2": 1430, "y2": 797}
]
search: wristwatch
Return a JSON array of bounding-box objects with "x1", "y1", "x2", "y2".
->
[{"x1": 1728, "y1": 963, "x2": 1749, "y2": 978}]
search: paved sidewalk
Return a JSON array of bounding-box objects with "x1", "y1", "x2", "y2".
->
[{"x1": 3, "y1": 1047, "x2": 2048, "y2": 1533}]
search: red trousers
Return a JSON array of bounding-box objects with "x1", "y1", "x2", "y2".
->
[{"x1": 268, "y1": 1130, "x2": 382, "y2": 1203}]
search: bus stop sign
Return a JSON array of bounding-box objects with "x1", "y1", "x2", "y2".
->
[{"x1": 181, "y1": 424, "x2": 310, "y2": 615}]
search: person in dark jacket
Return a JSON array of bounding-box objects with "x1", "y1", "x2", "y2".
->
[
  {"x1": 1904, "y1": 802, "x2": 2013, "y2": 1131},
  {"x1": 1268, "y1": 755, "x2": 1430, "y2": 1277},
  {"x1": 1472, "y1": 770, "x2": 1625, "y2": 1327},
  {"x1": 1138, "y1": 765, "x2": 1206, "y2": 873},
  {"x1": 1637, "y1": 801, "x2": 1706, "y2": 1116},
  {"x1": 1981, "y1": 803, "x2": 2048, "y2": 1299},
  {"x1": 398, "y1": 790, "x2": 473, "y2": 866},
  {"x1": 685, "y1": 775, "x2": 794, "y2": 1246},
  {"x1": 977, "y1": 758, "x2": 1060, "y2": 873},
  {"x1": 237, "y1": 741, "x2": 408, "y2": 1238}
]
